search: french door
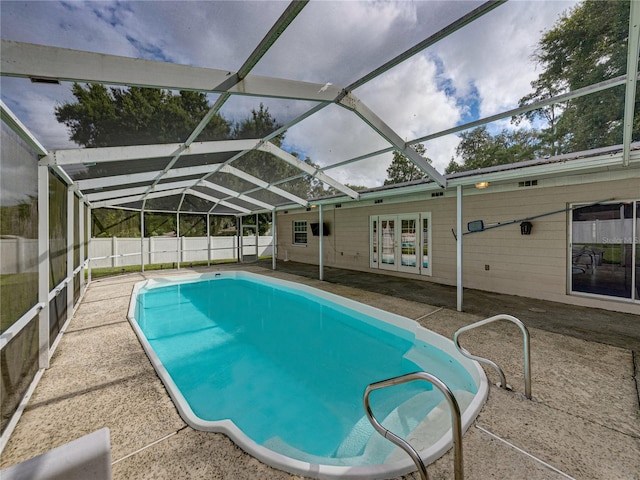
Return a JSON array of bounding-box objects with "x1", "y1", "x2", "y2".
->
[{"x1": 370, "y1": 213, "x2": 431, "y2": 276}]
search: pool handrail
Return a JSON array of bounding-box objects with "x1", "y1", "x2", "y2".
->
[
  {"x1": 363, "y1": 371, "x2": 463, "y2": 480},
  {"x1": 453, "y1": 314, "x2": 531, "y2": 399}
]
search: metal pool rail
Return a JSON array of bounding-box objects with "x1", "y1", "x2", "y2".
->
[
  {"x1": 364, "y1": 371, "x2": 463, "y2": 480},
  {"x1": 453, "y1": 314, "x2": 532, "y2": 399}
]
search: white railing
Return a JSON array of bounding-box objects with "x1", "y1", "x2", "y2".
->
[{"x1": 88, "y1": 235, "x2": 273, "y2": 268}]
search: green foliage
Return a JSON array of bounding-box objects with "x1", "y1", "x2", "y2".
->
[
  {"x1": 514, "y1": 0, "x2": 635, "y2": 153},
  {"x1": 452, "y1": 1, "x2": 636, "y2": 174},
  {"x1": 56, "y1": 84, "x2": 230, "y2": 147},
  {"x1": 384, "y1": 144, "x2": 430, "y2": 185},
  {"x1": 449, "y1": 127, "x2": 540, "y2": 173},
  {"x1": 56, "y1": 87, "x2": 325, "y2": 217}
]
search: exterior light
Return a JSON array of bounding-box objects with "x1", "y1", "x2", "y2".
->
[
  {"x1": 520, "y1": 221, "x2": 533, "y2": 235},
  {"x1": 475, "y1": 181, "x2": 490, "y2": 189}
]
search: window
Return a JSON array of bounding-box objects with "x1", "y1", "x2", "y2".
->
[
  {"x1": 570, "y1": 200, "x2": 638, "y2": 302},
  {"x1": 293, "y1": 220, "x2": 307, "y2": 245}
]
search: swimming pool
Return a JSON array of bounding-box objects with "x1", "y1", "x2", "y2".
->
[{"x1": 128, "y1": 271, "x2": 488, "y2": 479}]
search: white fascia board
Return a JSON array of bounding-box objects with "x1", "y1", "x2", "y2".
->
[
  {"x1": 1, "y1": 100, "x2": 48, "y2": 156},
  {"x1": 186, "y1": 189, "x2": 251, "y2": 214},
  {"x1": 91, "y1": 188, "x2": 186, "y2": 208},
  {"x1": 220, "y1": 165, "x2": 308, "y2": 207},
  {"x1": 446, "y1": 149, "x2": 640, "y2": 188},
  {"x1": 85, "y1": 179, "x2": 198, "y2": 201},
  {"x1": 258, "y1": 142, "x2": 360, "y2": 200},
  {"x1": 200, "y1": 180, "x2": 274, "y2": 210},
  {"x1": 1, "y1": 40, "x2": 342, "y2": 102},
  {"x1": 43, "y1": 139, "x2": 262, "y2": 166},
  {"x1": 76, "y1": 163, "x2": 223, "y2": 190},
  {"x1": 339, "y1": 93, "x2": 447, "y2": 188}
]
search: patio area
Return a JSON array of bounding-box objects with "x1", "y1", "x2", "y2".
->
[{"x1": 1, "y1": 264, "x2": 638, "y2": 479}]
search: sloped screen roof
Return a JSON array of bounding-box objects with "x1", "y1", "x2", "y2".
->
[{"x1": 1, "y1": 0, "x2": 638, "y2": 214}]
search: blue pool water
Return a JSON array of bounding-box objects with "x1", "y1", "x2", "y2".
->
[{"x1": 129, "y1": 272, "x2": 487, "y2": 479}]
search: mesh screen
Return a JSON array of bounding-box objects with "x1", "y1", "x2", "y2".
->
[
  {"x1": 0, "y1": 123, "x2": 39, "y2": 333},
  {"x1": 1, "y1": 316, "x2": 38, "y2": 434},
  {"x1": 49, "y1": 287, "x2": 67, "y2": 347},
  {"x1": 49, "y1": 171, "x2": 67, "y2": 289}
]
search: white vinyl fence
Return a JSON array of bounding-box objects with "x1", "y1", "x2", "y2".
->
[{"x1": 89, "y1": 235, "x2": 273, "y2": 268}]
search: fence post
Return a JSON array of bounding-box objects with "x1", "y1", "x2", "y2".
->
[{"x1": 112, "y1": 236, "x2": 117, "y2": 268}]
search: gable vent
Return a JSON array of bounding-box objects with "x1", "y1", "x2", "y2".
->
[{"x1": 518, "y1": 180, "x2": 538, "y2": 187}]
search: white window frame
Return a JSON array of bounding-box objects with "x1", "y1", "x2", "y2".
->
[{"x1": 293, "y1": 220, "x2": 308, "y2": 245}]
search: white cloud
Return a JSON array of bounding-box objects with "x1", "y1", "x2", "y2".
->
[
  {"x1": 433, "y1": 1, "x2": 577, "y2": 118},
  {"x1": 0, "y1": 0, "x2": 580, "y2": 186}
]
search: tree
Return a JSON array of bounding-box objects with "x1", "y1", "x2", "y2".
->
[
  {"x1": 448, "y1": 126, "x2": 540, "y2": 173},
  {"x1": 231, "y1": 103, "x2": 321, "y2": 199},
  {"x1": 515, "y1": 0, "x2": 637, "y2": 153},
  {"x1": 384, "y1": 144, "x2": 431, "y2": 185},
  {"x1": 56, "y1": 90, "x2": 321, "y2": 209},
  {"x1": 56, "y1": 84, "x2": 230, "y2": 147}
]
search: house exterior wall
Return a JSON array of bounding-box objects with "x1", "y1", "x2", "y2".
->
[{"x1": 276, "y1": 174, "x2": 640, "y2": 314}]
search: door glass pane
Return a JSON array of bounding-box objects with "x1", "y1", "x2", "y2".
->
[
  {"x1": 422, "y1": 217, "x2": 429, "y2": 269},
  {"x1": 381, "y1": 219, "x2": 395, "y2": 265},
  {"x1": 572, "y1": 202, "x2": 633, "y2": 299},
  {"x1": 633, "y1": 202, "x2": 640, "y2": 301},
  {"x1": 401, "y1": 219, "x2": 417, "y2": 267},
  {"x1": 371, "y1": 219, "x2": 378, "y2": 266}
]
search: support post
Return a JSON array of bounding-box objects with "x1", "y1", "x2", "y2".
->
[
  {"x1": 66, "y1": 189, "x2": 74, "y2": 317},
  {"x1": 319, "y1": 205, "x2": 324, "y2": 281},
  {"x1": 79, "y1": 201, "x2": 85, "y2": 293},
  {"x1": 237, "y1": 216, "x2": 242, "y2": 263},
  {"x1": 37, "y1": 165, "x2": 50, "y2": 368},
  {"x1": 140, "y1": 209, "x2": 145, "y2": 272},
  {"x1": 87, "y1": 206, "x2": 92, "y2": 284},
  {"x1": 456, "y1": 185, "x2": 463, "y2": 312},
  {"x1": 255, "y1": 213, "x2": 259, "y2": 260},
  {"x1": 207, "y1": 213, "x2": 211, "y2": 267},
  {"x1": 176, "y1": 212, "x2": 180, "y2": 269},
  {"x1": 271, "y1": 209, "x2": 277, "y2": 270}
]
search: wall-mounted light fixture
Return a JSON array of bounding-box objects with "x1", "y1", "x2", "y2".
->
[
  {"x1": 520, "y1": 221, "x2": 533, "y2": 235},
  {"x1": 475, "y1": 181, "x2": 490, "y2": 189}
]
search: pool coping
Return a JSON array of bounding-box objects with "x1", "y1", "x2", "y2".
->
[{"x1": 127, "y1": 270, "x2": 489, "y2": 479}]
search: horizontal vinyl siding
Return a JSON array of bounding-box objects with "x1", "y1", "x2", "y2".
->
[{"x1": 276, "y1": 176, "x2": 639, "y2": 313}]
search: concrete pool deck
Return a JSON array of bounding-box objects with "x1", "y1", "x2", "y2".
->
[{"x1": 1, "y1": 264, "x2": 639, "y2": 479}]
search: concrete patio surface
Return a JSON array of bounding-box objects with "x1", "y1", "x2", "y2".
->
[{"x1": 1, "y1": 264, "x2": 639, "y2": 479}]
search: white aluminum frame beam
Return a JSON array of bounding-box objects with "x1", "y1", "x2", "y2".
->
[
  {"x1": 220, "y1": 165, "x2": 308, "y2": 207},
  {"x1": 92, "y1": 188, "x2": 186, "y2": 208},
  {"x1": 85, "y1": 179, "x2": 200, "y2": 201},
  {"x1": 43, "y1": 139, "x2": 261, "y2": 166},
  {"x1": 622, "y1": 0, "x2": 640, "y2": 167},
  {"x1": 346, "y1": 1, "x2": 505, "y2": 92},
  {"x1": 200, "y1": 180, "x2": 274, "y2": 210},
  {"x1": 258, "y1": 142, "x2": 360, "y2": 199},
  {"x1": 1, "y1": 100, "x2": 47, "y2": 155},
  {"x1": 338, "y1": 92, "x2": 447, "y2": 187},
  {"x1": 187, "y1": 189, "x2": 252, "y2": 214},
  {"x1": 76, "y1": 163, "x2": 224, "y2": 190},
  {"x1": 1, "y1": 40, "x2": 343, "y2": 103},
  {"x1": 412, "y1": 75, "x2": 629, "y2": 146}
]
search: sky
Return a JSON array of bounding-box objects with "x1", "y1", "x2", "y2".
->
[{"x1": 0, "y1": 0, "x2": 578, "y2": 188}]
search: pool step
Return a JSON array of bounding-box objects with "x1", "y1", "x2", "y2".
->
[
  {"x1": 384, "y1": 389, "x2": 474, "y2": 463},
  {"x1": 262, "y1": 389, "x2": 473, "y2": 468}
]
